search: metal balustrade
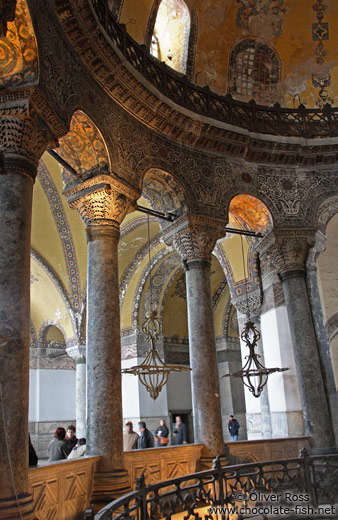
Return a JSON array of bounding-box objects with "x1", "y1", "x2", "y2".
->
[
  {"x1": 91, "y1": 0, "x2": 338, "y2": 139},
  {"x1": 91, "y1": 449, "x2": 338, "y2": 519}
]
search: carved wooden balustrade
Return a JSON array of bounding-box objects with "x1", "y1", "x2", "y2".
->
[
  {"x1": 91, "y1": 0, "x2": 338, "y2": 139},
  {"x1": 94, "y1": 450, "x2": 338, "y2": 520}
]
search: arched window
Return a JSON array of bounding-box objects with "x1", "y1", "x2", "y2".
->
[
  {"x1": 150, "y1": 0, "x2": 190, "y2": 74},
  {"x1": 229, "y1": 39, "x2": 280, "y2": 103}
]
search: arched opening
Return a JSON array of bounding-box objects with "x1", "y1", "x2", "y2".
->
[
  {"x1": 150, "y1": 0, "x2": 190, "y2": 73},
  {"x1": 229, "y1": 38, "x2": 281, "y2": 104}
]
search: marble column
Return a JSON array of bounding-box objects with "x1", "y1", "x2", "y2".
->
[
  {"x1": 163, "y1": 215, "x2": 225, "y2": 457},
  {"x1": 306, "y1": 231, "x2": 338, "y2": 447},
  {"x1": 66, "y1": 344, "x2": 86, "y2": 438},
  {"x1": 0, "y1": 98, "x2": 58, "y2": 518},
  {"x1": 232, "y1": 291, "x2": 272, "y2": 439},
  {"x1": 256, "y1": 230, "x2": 335, "y2": 450},
  {"x1": 65, "y1": 176, "x2": 139, "y2": 505}
]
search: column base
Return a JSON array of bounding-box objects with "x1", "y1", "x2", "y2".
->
[
  {"x1": 0, "y1": 493, "x2": 35, "y2": 519},
  {"x1": 90, "y1": 469, "x2": 131, "y2": 512}
]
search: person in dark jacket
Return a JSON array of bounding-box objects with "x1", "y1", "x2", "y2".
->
[
  {"x1": 137, "y1": 421, "x2": 154, "y2": 449},
  {"x1": 154, "y1": 419, "x2": 169, "y2": 447},
  {"x1": 65, "y1": 424, "x2": 78, "y2": 452},
  {"x1": 29, "y1": 434, "x2": 38, "y2": 466},
  {"x1": 173, "y1": 416, "x2": 187, "y2": 445},
  {"x1": 228, "y1": 415, "x2": 240, "y2": 441},
  {"x1": 48, "y1": 427, "x2": 70, "y2": 462}
]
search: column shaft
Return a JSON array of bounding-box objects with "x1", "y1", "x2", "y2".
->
[
  {"x1": 281, "y1": 271, "x2": 334, "y2": 449},
  {"x1": 86, "y1": 226, "x2": 123, "y2": 468},
  {"x1": 185, "y1": 259, "x2": 224, "y2": 456},
  {"x1": 76, "y1": 358, "x2": 86, "y2": 439},
  {"x1": 0, "y1": 172, "x2": 35, "y2": 518}
]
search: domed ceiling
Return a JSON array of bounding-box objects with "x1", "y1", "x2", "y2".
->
[{"x1": 117, "y1": 0, "x2": 338, "y2": 108}]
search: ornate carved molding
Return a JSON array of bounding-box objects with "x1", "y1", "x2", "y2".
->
[
  {"x1": 231, "y1": 289, "x2": 263, "y2": 319},
  {"x1": 0, "y1": 89, "x2": 66, "y2": 177},
  {"x1": 162, "y1": 214, "x2": 226, "y2": 262},
  {"x1": 66, "y1": 344, "x2": 86, "y2": 361},
  {"x1": 256, "y1": 229, "x2": 316, "y2": 275},
  {"x1": 64, "y1": 174, "x2": 139, "y2": 229}
]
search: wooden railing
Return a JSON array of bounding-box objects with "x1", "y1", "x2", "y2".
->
[
  {"x1": 94, "y1": 449, "x2": 338, "y2": 519},
  {"x1": 91, "y1": 0, "x2": 338, "y2": 138}
]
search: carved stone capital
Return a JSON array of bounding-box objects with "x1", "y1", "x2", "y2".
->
[
  {"x1": 306, "y1": 230, "x2": 327, "y2": 272},
  {"x1": 162, "y1": 214, "x2": 225, "y2": 262},
  {"x1": 231, "y1": 289, "x2": 263, "y2": 319},
  {"x1": 64, "y1": 175, "x2": 139, "y2": 231},
  {"x1": 66, "y1": 344, "x2": 86, "y2": 361},
  {"x1": 255, "y1": 229, "x2": 316, "y2": 276},
  {"x1": 0, "y1": 89, "x2": 66, "y2": 179}
]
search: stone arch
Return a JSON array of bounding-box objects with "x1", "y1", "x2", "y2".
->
[
  {"x1": 56, "y1": 110, "x2": 111, "y2": 187},
  {"x1": 39, "y1": 321, "x2": 67, "y2": 348},
  {"x1": 0, "y1": 0, "x2": 39, "y2": 89},
  {"x1": 216, "y1": 194, "x2": 272, "y2": 302},
  {"x1": 148, "y1": 0, "x2": 191, "y2": 73},
  {"x1": 228, "y1": 37, "x2": 281, "y2": 104},
  {"x1": 313, "y1": 195, "x2": 338, "y2": 233},
  {"x1": 141, "y1": 168, "x2": 190, "y2": 223}
]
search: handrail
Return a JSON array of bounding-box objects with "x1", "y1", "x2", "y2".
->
[
  {"x1": 93, "y1": 449, "x2": 338, "y2": 519},
  {"x1": 91, "y1": 0, "x2": 338, "y2": 139}
]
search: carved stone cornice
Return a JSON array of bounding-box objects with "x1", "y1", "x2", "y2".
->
[
  {"x1": 306, "y1": 230, "x2": 327, "y2": 272},
  {"x1": 255, "y1": 229, "x2": 316, "y2": 277},
  {"x1": 66, "y1": 344, "x2": 86, "y2": 361},
  {"x1": 0, "y1": 88, "x2": 67, "y2": 178},
  {"x1": 231, "y1": 289, "x2": 263, "y2": 319},
  {"x1": 64, "y1": 174, "x2": 139, "y2": 232},
  {"x1": 162, "y1": 214, "x2": 226, "y2": 262}
]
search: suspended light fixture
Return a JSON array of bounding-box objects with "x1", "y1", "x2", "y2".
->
[
  {"x1": 122, "y1": 215, "x2": 191, "y2": 400},
  {"x1": 222, "y1": 234, "x2": 288, "y2": 397}
]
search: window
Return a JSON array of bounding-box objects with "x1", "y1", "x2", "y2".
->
[
  {"x1": 229, "y1": 39, "x2": 280, "y2": 103},
  {"x1": 150, "y1": 0, "x2": 190, "y2": 74}
]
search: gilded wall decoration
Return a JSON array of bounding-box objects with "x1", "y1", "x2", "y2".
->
[
  {"x1": 311, "y1": 0, "x2": 333, "y2": 108},
  {"x1": 171, "y1": 272, "x2": 186, "y2": 300},
  {"x1": 235, "y1": 0, "x2": 286, "y2": 36},
  {"x1": 229, "y1": 194, "x2": 273, "y2": 232},
  {"x1": 57, "y1": 111, "x2": 110, "y2": 182},
  {"x1": 142, "y1": 169, "x2": 188, "y2": 219},
  {"x1": 0, "y1": 0, "x2": 38, "y2": 88}
]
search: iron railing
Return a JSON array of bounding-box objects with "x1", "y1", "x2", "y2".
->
[
  {"x1": 92, "y1": 449, "x2": 338, "y2": 519},
  {"x1": 90, "y1": 0, "x2": 338, "y2": 138}
]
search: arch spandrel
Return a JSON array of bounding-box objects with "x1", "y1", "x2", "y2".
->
[
  {"x1": 56, "y1": 110, "x2": 111, "y2": 187},
  {"x1": 0, "y1": 0, "x2": 38, "y2": 89}
]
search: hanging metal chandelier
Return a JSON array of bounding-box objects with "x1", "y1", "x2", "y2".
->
[
  {"x1": 222, "y1": 234, "x2": 288, "y2": 398},
  {"x1": 223, "y1": 319, "x2": 288, "y2": 397},
  {"x1": 122, "y1": 214, "x2": 191, "y2": 400}
]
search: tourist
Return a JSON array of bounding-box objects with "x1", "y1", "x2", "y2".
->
[
  {"x1": 173, "y1": 416, "x2": 187, "y2": 445},
  {"x1": 154, "y1": 419, "x2": 169, "y2": 447},
  {"x1": 123, "y1": 421, "x2": 139, "y2": 450},
  {"x1": 228, "y1": 415, "x2": 240, "y2": 441},
  {"x1": 137, "y1": 421, "x2": 154, "y2": 449},
  {"x1": 68, "y1": 438, "x2": 86, "y2": 458},
  {"x1": 48, "y1": 427, "x2": 69, "y2": 462},
  {"x1": 65, "y1": 424, "x2": 78, "y2": 452}
]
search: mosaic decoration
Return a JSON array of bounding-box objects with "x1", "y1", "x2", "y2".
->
[
  {"x1": 312, "y1": 73, "x2": 333, "y2": 109},
  {"x1": 229, "y1": 194, "x2": 273, "y2": 232},
  {"x1": 235, "y1": 0, "x2": 286, "y2": 36},
  {"x1": 37, "y1": 161, "x2": 82, "y2": 311},
  {"x1": 57, "y1": 111, "x2": 110, "y2": 183},
  {"x1": 0, "y1": 0, "x2": 38, "y2": 88},
  {"x1": 30, "y1": 319, "x2": 38, "y2": 348},
  {"x1": 171, "y1": 272, "x2": 186, "y2": 299}
]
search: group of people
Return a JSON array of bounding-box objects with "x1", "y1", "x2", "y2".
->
[
  {"x1": 47, "y1": 425, "x2": 86, "y2": 462},
  {"x1": 31, "y1": 415, "x2": 239, "y2": 465},
  {"x1": 123, "y1": 416, "x2": 187, "y2": 450}
]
